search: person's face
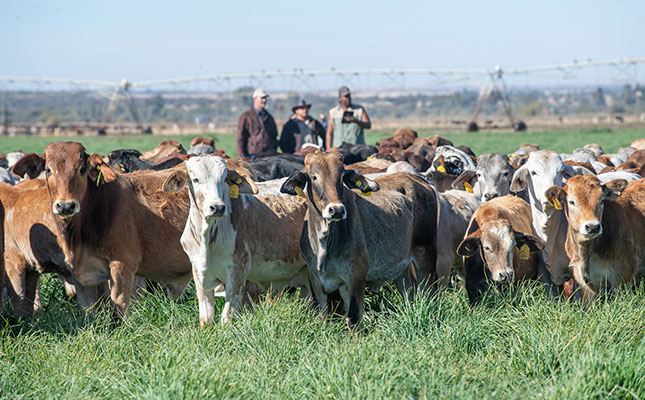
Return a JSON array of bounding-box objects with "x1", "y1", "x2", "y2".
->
[
  {"x1": 253, "y1": 96, "x2": 268, "y2": 111},
  {"x1": 294, "y1": 106, "x2": 309, "y2": 119},
  {"x1": 339, "y1": 94, "x2": 350, "y2": 107}
]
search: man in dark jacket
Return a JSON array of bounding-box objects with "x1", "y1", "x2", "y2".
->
[
  {"x1": 279, "y1": 99, "x2": 326, "y2": 154},
  {"x1": 236, "y1": 88, "x2": 278, "y2": 158}
]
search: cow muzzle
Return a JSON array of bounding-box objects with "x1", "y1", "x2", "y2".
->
[
  {"x1": 492, "y1": 269, "x2": 514, "y2": 282},
  {"x1": 580, "y1": 221, "x2": 602, "y2": 240},
  {"x1": 205, "y1": 203, "x2": 226, "y2": 220},
  {"x1": 322, "y1": 203, "x2": 347, "y2": 222},
  {"x1": 53, "y1": 200, "x2": 80, "y2": 218}
]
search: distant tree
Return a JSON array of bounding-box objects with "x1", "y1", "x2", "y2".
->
[
  {"x1": 622, "y1": 84, "x2": 635, "y2": 106},
  {"x1": 592, "y1": 87, "x2": 606, "y2": 107}
]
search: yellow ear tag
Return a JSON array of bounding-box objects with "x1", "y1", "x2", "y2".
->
[
  {"x1": 552, "y1": 196, "x2": 562, "y2": 210},
  {"x1": 294, "y1": 186, "x2": 306, "y2": 199},
  {"x1": 120, "y1": 164, "x2": 125, "y2": 172},
  {"x1": 464, "y1": 182, "x2": 474, "y2": 194},
  {"x1": 437, "y1": 165, "x2": 446, "y2": 173},
  {"x1": 367, "y1": 155, "x2": 373, "y2": 161},
  {"x1": 234, "y1": 178, "x2": 242, "y2": 184},
  {"x1": 228, "y1": 184, "x2": 239, "y2": 199},
  {"x1": 519, "y1": 244, "x2": 530, "y2": 260},
  {"x1": 361, "y1": 191, "x2": 371, "y2": 197},
  {"x1": 355, "y1": 181, "x2": 362, "y2": 188},
  {"x1": 96, "y1": 166, "x2": 102, "y2": 187}
]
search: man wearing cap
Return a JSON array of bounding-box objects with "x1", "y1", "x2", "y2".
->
[
  {"x1": 279, "y1": 99, "x2": 326, "y2": 154},
  {"x1": 236, "y1": 88, "x2": 279, "y2": 158},
  {"x1": 326, "y1": 86, "x2": 371, "y2": 149}
]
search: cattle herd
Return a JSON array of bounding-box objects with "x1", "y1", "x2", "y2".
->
[{"x1": 1, "y1": 131, "x2": 644, "y2": 330}]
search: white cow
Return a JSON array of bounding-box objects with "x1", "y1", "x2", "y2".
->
[
  {"x1": 162, "y1": 156, "x2": 322, "y2": 326},
  {"x1": 510, "y1": 150, "x2": 591, "y2": 288}
]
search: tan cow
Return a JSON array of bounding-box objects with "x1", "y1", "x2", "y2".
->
[
  {"x1": 13, "y1": 142, "x2": 194, "y2": 317},
  {"x1": 545, "y1": 176, "x2": 645, "y2": 300},
  {"x1": 140, "y1": 139, "x2": 186, "y2": 163},
  {"x1": 281, "y1": 151, "x2": 438, "y2": 329},
  {"x1": 456, "y1": 195, "x2": 548, "y2": 303}
]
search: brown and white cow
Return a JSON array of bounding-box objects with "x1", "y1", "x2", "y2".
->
[
  {"x1": 456, "y1": 195, "x2": 549, "y2": 303},
  {"x1": 545, "y1": 176, "x2": 645, "y2": 300},
  {"x1": 281, "y1": 151, "x2": 438, "y2": 329},
  {"x1": 161, "y1": 156, "x2": 322, "y2": 326},
  {"x1": 13, "y1": 142, "x2": 194, "y2": 317}
]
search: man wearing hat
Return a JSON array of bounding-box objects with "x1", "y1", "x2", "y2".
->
[
  {"x1": 236, "y1": 88, "x2": 278, "y2": 158},
  {"x1": 326, "y1": 86, "x2": 371, "y2": 149},
  {"x1": 279, "y1": 99, "x2": 326, "y2": 154}
]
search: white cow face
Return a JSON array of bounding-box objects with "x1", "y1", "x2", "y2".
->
[
  {"x1": 510, "y1": 151, "x2": 590, "y2": 213},
  {"x1": 162, "y1": 156, "x2": 257, "y2": 222},
  {"x1": 185, "y1": 157, "x2": 229, "y2": 220}
]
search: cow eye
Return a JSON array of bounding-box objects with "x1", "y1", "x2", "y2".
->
[
  {"x1": 311, "y1": 175, "x2": 317, "y2": 181},
  {"x1": 80, "y1": 166, "x2": 86, "y2": 174},
  {"x1": 530, "y1": 171, "x2": 537, "y2": 176},
  {"x1": 568, "y1": 200, "x2": 575, "y2": 206},
  {"x1": 45, "y1": 167, "x2": 52, "y2": 175},
  {"x1": 502, "y1": 171, "x2": 508, "y2": 177},
  {"x1": 192, "y1": 178, "x2": 199, "y2": 183},
  {"x1": 484, "y1": 246, "x2": 491, "y2": 252}
]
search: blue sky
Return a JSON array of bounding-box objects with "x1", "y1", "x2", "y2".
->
[{"x1": 1, "y1": 0, "x2": 642, "y2": 84}]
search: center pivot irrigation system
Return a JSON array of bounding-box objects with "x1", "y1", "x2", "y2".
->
[{"x1": 1, "y1": 57, "x2": 643, "y2": 132}]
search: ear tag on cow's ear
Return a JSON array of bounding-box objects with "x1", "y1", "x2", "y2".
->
[
  {"x1": 229, "y1": 184, "x2": 239, "y2": 199},
  {"x1": 464, "y1": 182, "x2": 474, "y2": 194},
  {"x1": 355, "y1": 181, "x2": 362, "y2": 188},
  {"x1": 437, "y1": 165, "x2": 446, "y2": 173},
  {"x1": 519, "y1": 244, "x2": 530, "y2": 260},
  {"x1": 552, "y1": 196, "x2": 563, "y2": 210},
  {"x1": 366, "y1": 155, "x2": 373, "y2": 161},
  {"x1": 361, "y1": 191, "x2": 372, "y2": 197},
  {"x1": 294, "y1": 186, "x2": 306, "y2": 199},
  {"x1": 119, "y1": 164, "x2": 125, "y2": 172},
  {"x1": 96, "y1": 166, "x2": 102, "y2": 187},
  {"x1": 234, "y1": 178, "x2": 242, "y2": 184}
]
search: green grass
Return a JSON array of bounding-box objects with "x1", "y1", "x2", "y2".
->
[
  {"x1": 3, "y1": 279, "x2": 645, "y2": 399},
  {"x1": 2, "y1": 128, "x2": 645, "y2": 399},
  {"x1": 0, "y1": 127, "x2": 642, "y2": 157}
]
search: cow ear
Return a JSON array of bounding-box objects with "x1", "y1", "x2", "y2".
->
[
  {"x1": 452, "y1": 170, "x2": 477, "y2": 191},
  {"x1": 162, "y1": 169, "x2": 189, "y2": 193},
  {"x1": 515, "y1": 232, "x2": 544, "y2": 252},
  {"x1": 457, "y1": 236, "x2": 480, "y2": 257},
  {"x1": 280, "y1": 171, "x2": 309, "y2": 196},
  {"x1": 603, "y1": 179, "x2": 628, "y2": 200},
  {"x1": 510, "y1": 165, "x2": 528, "y2": 192},
  {"x1": 432, "y1": 154, "x2": 446, "y2": 173},
  {"x1": 87, "y1": 153, "x2": 116, "y2": 184},
  {"x1": 545, "y1": 186, "x2": 567, "y2": 210},
  {"x1": 343, "y1": 169, "x2": 380, "y2": 193},
  {"x1": 12, "y1": 153, "x2": 45, "y2": 179},
  {"x1": 563, "y1": 164, "x2": 593, "y2": 179},
  {"x1": 226, "y1": 169, "x2": 258, "y2": 194}
]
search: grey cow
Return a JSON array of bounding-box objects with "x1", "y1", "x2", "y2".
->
[{"x1": 452, "y1": 153, "x2": 515, "y2": 203}]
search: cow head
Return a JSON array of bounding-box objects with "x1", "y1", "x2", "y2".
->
[
  {"x1": 457, "y1": 220, "x2": 544, "y2": 282},
  {"x1": 545, "y1": 175, "x2": 627, "y2": 242},
  {"x1": 511, "y1": 150, "x2": 592, "y2": 213},
  {"x1": 12, "y1": 142, "x2": 116, "y2": 218},
  {"x1": 453, "y1": 153, "x2": 513, "y2": 202},
  {"x1": 280, "y1": 151, "x2": 379, "y2": 222},
  {"x1": 162, "y1": 156, "x2": 257, "y2": 221}
]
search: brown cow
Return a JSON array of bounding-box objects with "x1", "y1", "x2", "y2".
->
[
  {"x1": 546, "y1": 176, "x2": 645, "y2": 301},
  {"x1": 14, "y1": 142, "x2": 194, "y2": 317},
  {"x1": 141, "y1": 139, "x2": 186, "y2": 163},
  {"x1": 0, "y1": 179, "x2": 79, "y2": 317},
  {"x1": 281, "y1": 151, "x2": 438, "y2": 329},
  {"x1": 457, "y1": 195, "x2": 548, "y2": 303}
]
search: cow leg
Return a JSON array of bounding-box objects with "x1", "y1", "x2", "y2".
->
[
  {"x1": 192, "y1": 268, "x2": 216, "y2": 328},
  {"x1": 345, "y1": 260, "x2": 367, "y2": 331},
  {"x1": 108, "y1": 261, "x2": 136, "y2": 318},
  {"x1": 26, "y1": 272, "x2": 42, "y2": 313},
  {"x1": 5, "y1": 264, "x2": 32, "y2": 318},
  {"x1": 221, "y1": 264, "x2": 248, "y2": 324},
  {"x1": 166, "y1": 280, "x2": 190, "y2": 301},
  {"x1": 412, "y1": 246, "x2": 438, "y2": 296}
]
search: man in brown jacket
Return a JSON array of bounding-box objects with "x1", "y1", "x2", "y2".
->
[{"x1": 236, "y1": 88, "x2": 278, "y2": 158}]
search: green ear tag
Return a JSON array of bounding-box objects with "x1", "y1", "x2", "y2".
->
[
  {"x1": 96, "y1": 166, "x2": 102, "y2": 187},
  {"x1": 355, "y1": 181, "x2": 362, "y2": 188}
]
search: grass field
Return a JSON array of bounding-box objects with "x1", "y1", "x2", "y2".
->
[
  {"x1": 2, "y1": 128, "x2": 645, "y2": 399},
  {"x1": 1, "y1": 127, "x2": 643, "y2": 156}
]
